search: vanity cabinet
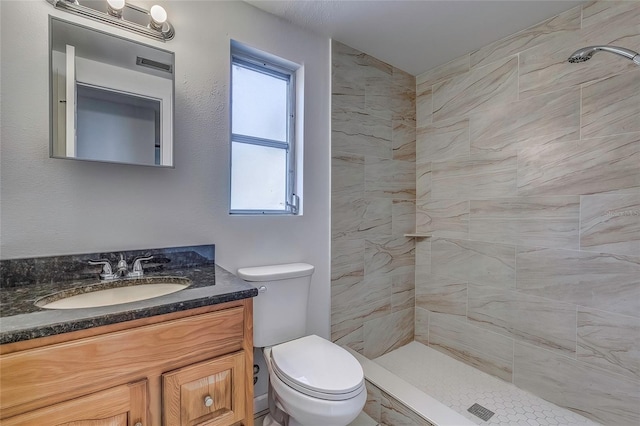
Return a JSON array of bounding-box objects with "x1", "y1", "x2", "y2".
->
[
  {"x1": 163, "y1": 352, "x2": 246, "y2": 426},
  {"x1": 0, "y1": 300, "x2": 254, "y2": 426},
  {"x1": 1, "y1": 380, "x2": 148, "y2": 426}
]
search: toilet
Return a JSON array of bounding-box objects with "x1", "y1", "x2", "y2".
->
[{"x1": 237, "y1": 263, "x2": 366, "y2": 426}]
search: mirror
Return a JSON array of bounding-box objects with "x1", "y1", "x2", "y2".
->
[{"x1": 50, "y1": 17, "x2": 175, "y2": 167}]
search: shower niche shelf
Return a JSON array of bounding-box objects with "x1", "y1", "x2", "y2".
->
[{"x1": 404, "y1": 233, "x2": 431, "y2": 239}]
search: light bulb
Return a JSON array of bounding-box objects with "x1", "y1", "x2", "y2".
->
[
  {"x1": 149, "y1": 5, "x2": 168, "y2": 29},
  {"x1": 106, "y1": 0, "x2": 125, "y2": 17}
]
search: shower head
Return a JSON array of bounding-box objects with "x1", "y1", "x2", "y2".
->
[{"x1": 568, "y1": 45, "x2": 640, "y2": 65}]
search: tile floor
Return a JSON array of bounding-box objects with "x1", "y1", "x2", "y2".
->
[
  {"x1": 374, "y1": 342, "x2": 599, "y2": 426},
  {"x1": 255, "y1": 411, "x2": 377, "y2": 426}
]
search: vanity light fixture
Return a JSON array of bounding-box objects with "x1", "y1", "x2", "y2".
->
[
  {"x1": 47, "y1": 0, "x2": 175, "y2": 41},
  {"x1": 106, "y1": 0, "x2": 125, "y2": 18},
  {"x1": 149, "y1": 5, "x2": 168, "y2": 30}
]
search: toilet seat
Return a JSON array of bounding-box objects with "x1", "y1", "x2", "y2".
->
[{"x1": 269, "y1": 335, "x2": 365, "y2": 401}]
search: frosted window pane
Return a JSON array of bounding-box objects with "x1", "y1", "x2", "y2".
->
[
  {"x1": 232, "y1": 65, "x2": 287, "y2": 142},
  {"x1": 231, "y1": 142, "x2": 287, "y2": 211}
]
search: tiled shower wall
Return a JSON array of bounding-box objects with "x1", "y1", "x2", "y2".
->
[
  {"x1": 414, "y1": 1, "x2": 639, "y2": 424},
  {"x1": 331, "y1": 41, "x2": 417, "y2": 359}
]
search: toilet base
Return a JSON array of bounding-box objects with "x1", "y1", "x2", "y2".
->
[
  {"x1": 261, "y1": 413, "x2": 307, "y2": 426},
  {"x1": 262, "y1": 413, "x2": 282, "y2": 426}
]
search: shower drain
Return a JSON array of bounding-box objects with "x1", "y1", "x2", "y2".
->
[{"x1": 468, "y1": 403, "x2": 495, "y2": 421}]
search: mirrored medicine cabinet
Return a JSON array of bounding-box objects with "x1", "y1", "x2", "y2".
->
[{"x1": 49, "y1": 17, "x2": 175, "y2": 167}]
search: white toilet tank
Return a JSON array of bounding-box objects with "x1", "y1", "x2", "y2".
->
[{"x1": 237, "y1": 263, "x2": 315, "y2": 348}]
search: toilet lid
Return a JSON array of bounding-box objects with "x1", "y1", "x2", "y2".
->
[{"x1": 271, "y1": 335, "x2": 364, "y2": 401}]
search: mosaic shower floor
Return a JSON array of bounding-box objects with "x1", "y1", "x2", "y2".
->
[{"x1": 374, "y1": 342, "x2": 598, "y2": 426}]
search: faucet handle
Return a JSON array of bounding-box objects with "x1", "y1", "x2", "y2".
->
[
  {"x1": 88, "y1": 259, "x2": 115, "y2": 280},
  {"x1": 129, "y1": 255, "x2": 154, "y2": 278}
]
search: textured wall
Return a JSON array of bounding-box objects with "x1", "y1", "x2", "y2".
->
[
  {"x1": 414, "y1": 1, "x2": 639, "y2": 424},
  {"x1": 0, "y1": 1, "x2": 331, "y2": 337},
  {"x1": 330, "y1": 41, "x2": 416, "y2": 359}
]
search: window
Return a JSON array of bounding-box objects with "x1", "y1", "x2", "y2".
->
[{"x1": 230, "y1": 45, "x2": 299, "y2": 214}]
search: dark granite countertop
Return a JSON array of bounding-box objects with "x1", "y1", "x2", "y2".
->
[{"x1": 0, "y1": 246, "x2": 258, "y2": 345}]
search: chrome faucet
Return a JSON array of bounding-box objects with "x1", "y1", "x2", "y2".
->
[
  {"x1": 89, "y1": 254, "x2": 154, "y2": 280},
  {"x1": 115, "y1": 254, "x2": 129, "y2": 277}
]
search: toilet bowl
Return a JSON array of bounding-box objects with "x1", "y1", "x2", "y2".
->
[
  {"x1": 263, "y1": 336, "x2": 366, "y2": 426},
  {"x1": 237, "y1": 263, "x2": 366, "y2": 426}
]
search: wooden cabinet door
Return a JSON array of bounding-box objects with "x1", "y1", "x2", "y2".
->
[
  {"x1": 163, "y1": 352, "x2": 246, "y2": 426},
  {"x1": 1, "y1": 380, "x2": 148, "y2": 426}
]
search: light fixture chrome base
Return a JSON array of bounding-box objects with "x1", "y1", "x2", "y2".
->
[{"x1": 47, "y1": 0, "x2": 175, "y2": 41}]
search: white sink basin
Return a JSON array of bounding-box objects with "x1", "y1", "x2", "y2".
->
[{"x1": 36, "y1": 277, "x2": 191, "y2": 310}]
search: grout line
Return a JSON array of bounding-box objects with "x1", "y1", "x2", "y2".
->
[
  {"x1": 575, "y1": 304, "x2": 579, "y2": 360},
  {"x1": 517, "y1": 52, "x2": 520, "y2": 102},
  {"x1": 578, "y1": 194, "x2": 582, "y2": 252}
]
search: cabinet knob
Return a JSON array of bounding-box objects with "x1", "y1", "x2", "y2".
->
[
  {"x1": 204, "y1": 395, "x2": 213, "y2": 407},
  {"x1": 134, "y1": 423, "x2": 142, "y2": 426}
]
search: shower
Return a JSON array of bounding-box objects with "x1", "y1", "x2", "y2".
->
[{"x1": 568, "y1": 45, "x2": 640, "y2": 65}]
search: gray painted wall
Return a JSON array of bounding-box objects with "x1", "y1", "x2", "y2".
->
[{"x1": 0, "y1": 0, "x2": 331, "y2": 338}]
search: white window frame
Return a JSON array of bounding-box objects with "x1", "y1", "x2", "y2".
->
[{"x1": 229, "y1": 48, "x2": 298, "y2": 215}]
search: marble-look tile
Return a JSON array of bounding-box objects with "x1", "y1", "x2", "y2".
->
[
  {"x1": 332, "y1": 40, "x2": 367, "y2": 96},
  {"x1": 470, "y1": 88, "x2": 580, "y2": 154},
  {"x1": 431, "y1": 238, "x2": 516, "y2": 289},
  {"x1": 415, "y1": 273, "x2": 467, "y2": 318},
  {"x1": 582, "y1": 0, "x2": 640, "y2": 27},
  {"x1": 416, "y1": 199, "x2": 469, "y2": 239},
  {"x1": 332, "y1": 196, "x2": 392, "y2": 241},
  {"x1": 580, "y1": 193, "x2": 640, "y2": 256},
  {"x1": 516, "y1": 246, "x2": 640, "y2": 318},
  {"x1": 469, "y1": 196, "x2": 580, "y2": 250},
  {"x1": 519, "y1": 2, "x2": 640, "y2": 99},
  {"x1": 381, "y1": 390, "x2": 434, "y2": 426},
  {"x1": 518, "y1": 132, "x2": 640, "y2": 196},
  {"x1": 332, "y1": 324, "x2": 364, "y2": 354},
  {"x1": 391, "y1": 73, "x2": 416, "y2": 126},
  {"x1": 332, "y1": 152, "x2": 364, "y2": 197},
  {"x1": 365, "y1": 63, "x2": 392, "y2": 121},
  {"x1": 428, "y1": 312, "x2": 514, "y2": 381},
  {"x1": 332, "y1": 93, "x2": 365, "y2": 114},
  {"x1": 392, "y1": 122, "x2": 416, "y2": 162},
  {"x1": 433, "y1": 56, "x2": 518, "y2": 122},
  {"x1": 416, "y1": 54, "x2": 470, "y2": 89},
  {"x1": 331, "y1": 238, "x2": 365, "y2": 288},
  {"x1": 514, "y1": 342, "x2": 640, "y2": 425},
  {"x1": 468, "y1": 284, "x2": 577, "y2": 356},
  {"x1": 393, "y1": 67, "x2": 415, "y2": 91},
  {"x1": 414, "y1": 239, "x2": 431, "y2": 275},
  {"x1": 416, "y1": 161, "x2": 431, "y2": 200},
  {"x1": 578, "y1": 307, "x2": 640, "y2": 381},
  {"x1": 392, "y1": 200, "x2": 415, "y2": 236},
  {"x1": 332, "y1": 110, "x2": 392, "y2": 159},
  {"x1": 364, "y1": 308, "x2": 414, "y2": 359},
  {"x1": 350, "y1": 412, "x2": 378, "y2": 426},
  {"x1": 332, "y1": 272, "x2": 391, "y2": 343},
  {"x1": 392, "y1": 271, "x2": 415, "y2": 312},
  {"x1": 364, "y1": 380, "x2": 382, "y2": 422},
  {"x1": 582, "y1": 69, "x2": 640, "y2": 139},
  {"x1": 470, "y1": 6, "x2": 581, "y2": 69},
  {"x1": 415, "y1": 307, "x2": 430, "y2": 345},
  {"x1": 416, "y1": 81, "x2": 433, "y2": 126},
  {"x1": 365, "y1": 236, "x2": 415, "y2": 278},
  {"x1": 416, "y1": 117, "x2": 469, "y2": 162},
  {"x1": 361, "y1": 51, "x2": 393, "y2": 75},
  {"x1": 431, "y1": 154, "x2": 517, "y2": 200},
  {"x1": 365, "y1": 157, "x2": 415, "y2": 200}
]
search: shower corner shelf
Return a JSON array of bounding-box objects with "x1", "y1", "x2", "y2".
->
[{"x1": 404, "y1": 233, "x2": 432, "y2": 239}]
